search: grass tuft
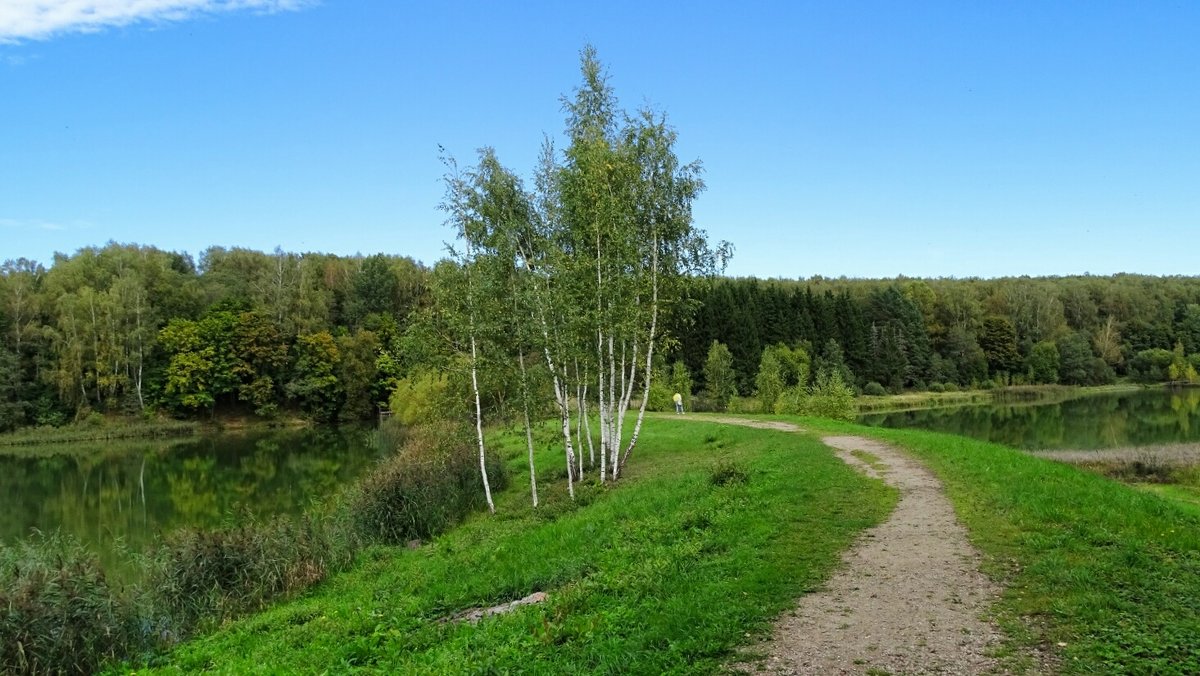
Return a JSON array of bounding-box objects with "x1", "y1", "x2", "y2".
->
[{"x1": 709, "y1": 457, "x2": 749, "y2": 486}]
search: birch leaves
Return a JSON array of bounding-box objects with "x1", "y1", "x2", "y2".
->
[{"x1": 438, "y1": 47, "x2": 725, "y2": 506}]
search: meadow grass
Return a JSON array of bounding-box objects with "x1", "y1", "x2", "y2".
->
[
  {"x1": 123, "y1": 417, "x2": 895, "y2": 674},
  {"x1": 855, "y1": 383, "x2": 1145, "y2": 414},
  {"x1": 0, "y1": 419, "x2": 198, "y2": 448},
  {"x1": 796, "y1": 416, "x2": 1200, "y2": 675}
]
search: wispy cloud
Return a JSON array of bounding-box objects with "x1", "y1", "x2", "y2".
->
[
  {"x1": 0, "y1": 1, "x2": 313, "y2": 43},
  {"x1": 0, "y1": 217, "x2": 88, "y2": 231}
]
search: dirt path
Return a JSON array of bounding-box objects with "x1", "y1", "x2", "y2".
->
[
  {"x1": 698, "y1": 417, "x2": 1010, "y2": 674},
  {"x1": 690, "y1": 415, "x2": 806, "y2": 433}
]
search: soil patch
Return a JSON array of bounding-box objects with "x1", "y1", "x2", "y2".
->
[{"x1": 688, "y1": 415, "x2": 804, "y2": 433}]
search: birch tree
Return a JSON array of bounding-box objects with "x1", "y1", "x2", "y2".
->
[
  {"x1": 438, "y1": 155, "x2": 496, "y2": 514},
  {"x1": 436, "y1": 46, "x2": 726, "y2": 507}
]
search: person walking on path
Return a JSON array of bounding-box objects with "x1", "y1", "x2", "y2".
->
[{"x1": 673, "y1": 392, "x2": 684, "y2": 414}]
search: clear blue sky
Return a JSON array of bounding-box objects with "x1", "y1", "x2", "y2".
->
[{"x1": 2, "y1": 1, "x2": 1198, "y2": 278}]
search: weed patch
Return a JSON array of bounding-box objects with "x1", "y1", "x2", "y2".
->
[
  {"x1": 348, "y1": 421, "x2": 508, "y2": 544},
  {"x1": 709, "y1": 457, "x2": 749, "y2": 486},
  {"x1": 0, "y1": 533, "x2": 139, "y2": 675},
  {"x1": 144, "y1": 512, "x2": 342, "y2": 636}
]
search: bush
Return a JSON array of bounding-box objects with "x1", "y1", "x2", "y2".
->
[
  {"x1": 928, "y1": 382, "x2": 946, "y2": 393},
  {"x1": 943, "y1": 382, "x2": 960, "y2": 393},
  {"x1": 0, "y1": 534, "x2": 139, "y2": 675},
  {"x1": 805, "y1": 370, "x2": 858, "y2": 422},
  {"x1": 863, "y1": 381, "x2": 887, "y2": 396},
  {"x1": 772, "y1": 386, "x2": 807, "y2": 415},
  {"x1": 772, "y1": 370, "x2": 857, "y2": 422},
  {"x1": 145, "y1": 512, "x2": 340, "y2": 635},
  {"x1": 646, "y1": 377, "x2": 674, "y2": 412},
  {"x1": 727, "y1": 396, "x2": 760, "y2": 414},
  {"x1": 349, "y1": 421, "x2": 508, "y2": 545},
  {"x1": 389, "y1": 370, "x2": 454, "y2": 426},
  {"x1": 979, "y1": 379, "x2": 997, "y2": 390}
]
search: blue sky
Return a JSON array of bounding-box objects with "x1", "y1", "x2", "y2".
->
[{"x1": 2, "y1": 1, "x2": 1198, "y2": 279}]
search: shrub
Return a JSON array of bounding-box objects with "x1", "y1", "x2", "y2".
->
[
  {"x1": 772, "y1": 386, "x2": 807, "y2": 415},
  {"x1": 145, "y1": 512, "x2": 339, "y2": 635},
  {"x1": 646, "y1": 377, "x2": 674, "y2": 412},
  {"x1": 805, "y1": 370, "x2": 858, "y2": 422},
  {"x1": 0, "y1": 534, "x2": 139, "y2": 675},
  {"x1": 389, "y1": 370, "x2": 454, "y2": 426},
  {"x1": 979, "y1": 379, "x2": 997, "y2": 390},
  {"x1": 727, "y1": 396, "x2": 760, "y2": 414},
  {"x1": 943, "y1": 382, "x2": 960, "y2": 393},
  {"x1": 349, "y1": 421, "x2": 508, "y2": 545},
  {"x1": 772, "y1": 370, "x2": 857, "y2": 422},
  {"x1": 928, "y1": 382, "x2": 946, "y2": 393},
  {"x1": 863, "y1": 381, "x2": 887, "y2": 397}
]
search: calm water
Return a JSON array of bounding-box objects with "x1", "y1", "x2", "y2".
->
[
  {"x1": 859, "y1": 388, "x2": 1200, "y2": 451},
  {"x1": 0, "y1": 427, "x2": 384, "y2": 573}
]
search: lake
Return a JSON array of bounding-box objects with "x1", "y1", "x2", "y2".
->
[
  {"x1": 858, "y1": 387, "x2": 1200, "y2": 451},
  {"x1": 0, "y1": 427, "x2": 385, "y2": 574}
]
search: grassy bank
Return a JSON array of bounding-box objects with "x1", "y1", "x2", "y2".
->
[
  {"x1": 799, "y1": 417, "x2": 1200, "y2": 674},
  {"x1": 121, "y1": 418, "x2": 894, "y2": 674},
  {"x1": 1060, "y1": 455, "x2": 1200, "y2": 518},
  {"x1": 0, "y1": 419, "x2": 199, "y2": 447},
  {"x1": 855, "y1": 383, "x2": 1147, "y2": 414},
  {"x1": 0, "y1": 411, "x2": 321, "y2": 450}
]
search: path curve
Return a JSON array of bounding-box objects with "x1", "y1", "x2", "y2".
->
[{"x1": 698, "y1": 417, "x2": 1008, "y2": 674}]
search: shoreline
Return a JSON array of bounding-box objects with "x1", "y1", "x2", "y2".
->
[{"x1": 856, "y1": 383, "x2": 1149, "y2": 415}]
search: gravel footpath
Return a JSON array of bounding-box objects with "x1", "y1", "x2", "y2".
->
[{"x1": 698, "y1": 417, "x2": 1015, "y2": 675}]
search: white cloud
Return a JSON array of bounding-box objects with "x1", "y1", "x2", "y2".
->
[
  {"x1": 0, "y1": 0, "x2": 313, "y2": 43},
  {"x1": 0, "y1": 217, "x2": 80, "y2": 231}
]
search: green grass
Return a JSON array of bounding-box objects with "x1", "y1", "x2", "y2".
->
[
  {"x1": 849, "y1": 448, "x2": 887, "y2": 472},
  {"x1": 1136, "y1": 483, "x2": 1200, "y2": 517},
  {"x1": 0, "y1": 419, "x2": 198, "y2": 447},
  {"x1": 122, "y1": 418, "x2": 894, "y2": 674},
  {"x1": 794, "y1": 416, "x2": 1200, "y2": 675},
  {"x1": 855, "y1": 383, "x2": 1146, "y2": 414}
]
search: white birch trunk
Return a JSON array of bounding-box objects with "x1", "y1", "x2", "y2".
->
[
  {"x1": 134, "y1": 290, "x2": 145, "y2": 411},
  {"x1": 556, "y1": 369, "x2": 577, "y2": 499},
  {"x1": 581, "y1": 382, "x2": 595, "y2": 468},
  {"x1": 621, "y1": 232, "x2": 660, "y2": 471},
  {"x1": 518, "y1": 351, "x2": 538, "y2": 508},
  {"x1": 607, "y1": 333, "x2": 619, "y2": 479},
  {"x1": 597, "y1": 328, "x2": 608, "y2": 483},
  {"x1": 612, "y1": 339, "x2": 638, "y2": 480},
  {"x1": 470, "y1": 334, "x2": 495, "y2": 513},
  {"x1": 574, "y1": 365, "x2": 584, "y2": 480},
  {"x1": 542, "y1": 345, "x2": 577, "y2": 499}
]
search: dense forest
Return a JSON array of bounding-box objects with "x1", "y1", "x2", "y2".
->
[
  {"x1": 675, "y1": 275, "x2": 1200, "y2": 395},
  {"x1": 0, "y1": 245, "x2": 429, "y2": 431},
  {"x1": 2, "y1": 242, "x2": 1199, "y2": 433}
]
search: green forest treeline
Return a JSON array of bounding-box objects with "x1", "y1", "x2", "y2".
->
[
  {"x1": 678, "y1": 275, "x2": 1200, "y2": 395},
  {"x1": 2, "y1": 243, "x2": 1199, "y2": 432}
]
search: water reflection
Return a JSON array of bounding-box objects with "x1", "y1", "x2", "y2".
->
[
  {"x1": 0, "y1": 428, "x2": 384, "y2": 574},
  {"x1": 859, "y1": 388, "x2": 1200, "y2": 451}
]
